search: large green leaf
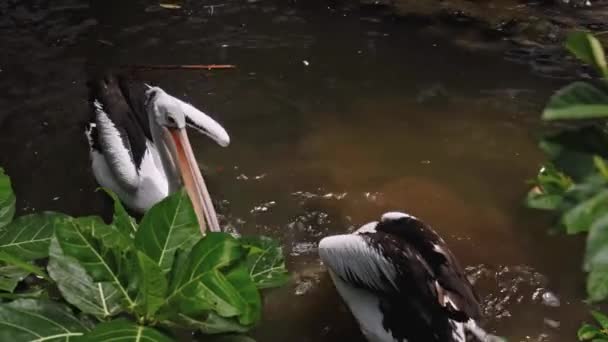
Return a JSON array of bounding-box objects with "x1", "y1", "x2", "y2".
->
[
  {"x1": 592, "y1": 310, "x2": 608, "y2": 329},
  {"x1": 563, "y1": 190, "x2": 608, "y2": 234},
  {"x1": 0, "y1": 249, "x2": 46, "y2": 293},
  {"x1": 102, "y1": 188, "x2": 137, "y2": 236},
  {"x1": 135, "y1": 190, "x2": 201, "y2": 274},
  {"x1": 0, "y1": 299, "x2": 90, "y2": 341},
  {"x1": 79, "y1": 319, "x2": 173, "y2": 342},
  {"x1": 0, "y1": 250, "x2": 46, "y2": 279},
  {"x1": 162, "y1": 233, "x2": 256, "y2": 330},
  {"x1": 54, "y1": 217, "x2": 137, "y2": 310},
  {"x1": 566, "y1": 31, "x2": 608, "y2": 77},
  {"x1": 587, "y1": 266, "x2": 608, "y2": 301},
  {"x1": 0, "y1": 265, "x2": 30, "y2": 293},
  {"x1": 0, "y1": 168, "x2": 15, "y2": 229},
  {"x1": 578, "y1": 323, "x2": 604, "y2": 340},
  {"x1": 225, "y1": 266, "x2": 261, "y2": 325},
  {"x1": 585, "y1": 214, "x2": 608, "y2": 271},
  {"x1": 0, "y1": 212, "x2": 67, "y2": 260},
  {"x1": 134, "y1": 251, "x2": 167, "y2": 318},
  {"x1": 167, "y1": 312, "x2": 248, "y2": 335},
  {"x1": 47, "y1": 238, "x2": 123, "y2": 318},
  {"x1": 542, "y1": 82, "x2": 608, "y2": 121},
  {"x1": 242, "y1": 236, "x2": 289, "y2": 289}
]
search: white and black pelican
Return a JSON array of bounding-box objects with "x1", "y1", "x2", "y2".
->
[
  {"x1": 84, "y1": 74, "x2": 229, "y2": 232},
  {"x1": 319, "y1": 212, "x2": 499, "y2": 342}
]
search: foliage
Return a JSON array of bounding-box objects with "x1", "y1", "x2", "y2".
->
[
  {"x1": 0, "y1": 169, "x2": 288, "y2": 341},
  {"x1": 578, "y1": 311, "x2": 608, "y2": 341},
  {"x1": 527, "y1": 31, "x2": 608, "y2": 340}
]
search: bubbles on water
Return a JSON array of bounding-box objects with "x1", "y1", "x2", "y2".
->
[
  {"x1": 467, "y1": 264, "x2": 553, "y2": 319},
  {"x1": 291, "y1": 242, "x2": 317, "y2": 256},
  {"x1": 288, "y1": 210, "x2": 332, "y2": 237},
  {"x1": 250, "y1": 201, "x2": 276, "y2": 214},
  {"x1": 292, "y1": 190, "x2": 348, "y2": 203},
  {"x1": 363, "y1": 191, "x2": 383, "y2": 203}
]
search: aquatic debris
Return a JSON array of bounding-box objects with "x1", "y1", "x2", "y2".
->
[
  {"x1": 159, "y1": 3, "x2": 182, "y2": 10},
  {"x1": 124, "y1": 64, "x2": 236, "y2": 70},
  {"x1": 303, "y1": 60, "x2": 310, "y2": 66},
  {"x1": 251, "y1": 201, "x2": 276, "y2": 214},
  {"x1": 543, "y1": 318, "x2": 560, "y2": 329},
  {"x1": 237, "y1": 173, "x2": 267, "y2": 181}
]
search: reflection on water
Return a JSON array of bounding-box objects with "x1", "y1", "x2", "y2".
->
[{"x1": 0, "y1": 0, "x2": 588, "y2": 341}]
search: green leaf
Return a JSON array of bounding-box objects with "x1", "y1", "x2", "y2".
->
[
  {"x1": 563, "y1": 190, "x2": 608, "y2": 234},
  {"x1": 167, "y1": 312, "x2": 248, "y2": 335},
  {"x1": 542, "y1": 82, "x2": 608, "y2": 121},
  {"x1": 136, "y1": 189, "x2": 201, "y2": 274},
  {"x1": 135, "y1": 251, "x2": 168, "y2": 318},
  {"x1": 579, "y1": 323, "x2": 601, "y2": 340},
  {"x1": 587, "y1": 266, "x2": 608, "y2": 301},
  {"x1": 0, "y1": 299, "x2": 90, "y2": 341},
  {"x1": 566, "y1": 32, "x2": 608, "y2": 77},
  {"x1": 242, "y1": 236, "x2": 290, "y2": 289},
  {"x1": 0, "y1": 250, "x2": 46, "y2": 279},
  {"x1": 102, "y1": 188, "x2": 137, "y2": 235},
  {"x1": 0, "y1": 168, "x2": 15, "y2": 229},
  {"x1": 0, "y1": 288, "x2": 46, "y2": 300},
  {"x1": 225, "y1": 266, "x2": 261, "y2": 325},
  {"x1": 0, "y1": 212, "x2": 68, "y2": 260},
  {"x1": 47, "y1": 237, "x2": 123, "y2": 318},
  {"x1": 585, "y1": 214, "x2": 608, "y2": 271},
  {"x1": 79, "y1": 319, "x2": 173, "y2": 342},
  {"x1": 163, "y1": 233, "x2": 248, "y2": 329},
  {"x1": 0, "y1": 264, "x2": 29, "y2": 293},
  {"x1": 54, "y1": 217, "x2": 137, "y2": 309},
  {"x1": 594, "y1": 156, "x2": 608, "y2": 179},
  {"x1": 592, "y1": 310, "x2": 608, "y2": 329}
]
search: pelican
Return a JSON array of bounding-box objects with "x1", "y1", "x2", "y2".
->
[
  {"x1": 319, "y1": 212, "x2": 500, "y2": 342},
  {"x1": 84, "y1": 74, "x2": 229, "y2": 232}
]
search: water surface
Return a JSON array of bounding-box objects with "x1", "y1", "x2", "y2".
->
[{"x1": 0, "y1": 1, "x2": 589, "y2": 341}]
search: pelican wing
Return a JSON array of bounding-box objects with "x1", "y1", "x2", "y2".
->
[
  {"x1": 374, "y1": 215, "x2": 482, "y2": 321},
  {"x1": 87, "y1": 75, "x2": 149, "y2": 191},
  {"x1": 319, "y1": 233, "x2": 464, "y2": 341}
]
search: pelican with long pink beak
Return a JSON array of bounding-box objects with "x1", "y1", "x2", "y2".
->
[{"x1": 85, "y1": 74, "x2": 229, "y2": 233}]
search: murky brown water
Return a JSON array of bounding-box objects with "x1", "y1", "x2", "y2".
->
[{"x1": 0, "y1": 0, "x2": 592, "y2": 341}]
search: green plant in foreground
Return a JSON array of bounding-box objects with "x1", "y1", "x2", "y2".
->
[
  {"x1": 0, "y1": 167, "x2": 288, "y2": 341},
  {"x1": 578, "y1": 311, "x2": 608, "y2": 341},
  {"x1": 526, "y1": 32, "x2": 608, "y2": 340}
]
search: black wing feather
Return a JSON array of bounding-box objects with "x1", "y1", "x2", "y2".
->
[{"x1": 87, "y1": 74, "x2": 149, "y2": 169}]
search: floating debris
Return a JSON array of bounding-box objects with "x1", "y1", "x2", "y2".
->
[
  {"x1": 541, "y1": 290, "x2": 560, "y2": 307},
  {"x1": 159, "y1": 3, "x2": 182, "y2": 9},
  {"x1": 543, "y1": 318, "x2": 560, "y2": 329}
]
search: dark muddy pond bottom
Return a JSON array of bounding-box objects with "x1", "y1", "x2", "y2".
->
[{"x1": 0, "y1": 0, "x2": 588, "y2": 341}]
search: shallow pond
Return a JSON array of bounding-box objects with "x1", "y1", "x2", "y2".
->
[{"x1": 0, "y1": 0, "x2": 590, "y2": 341}]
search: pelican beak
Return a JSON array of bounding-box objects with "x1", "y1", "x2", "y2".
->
[
  {"x1": 178, "y1": 101, "x2": 230, "y2": 147},
  {"x1": 166, "y1": 127, "x2": 221, "y2": 234}
]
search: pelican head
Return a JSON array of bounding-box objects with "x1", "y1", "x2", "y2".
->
[{"x1": 145, "y1": 86, "x2": 230, "y2": 234}]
